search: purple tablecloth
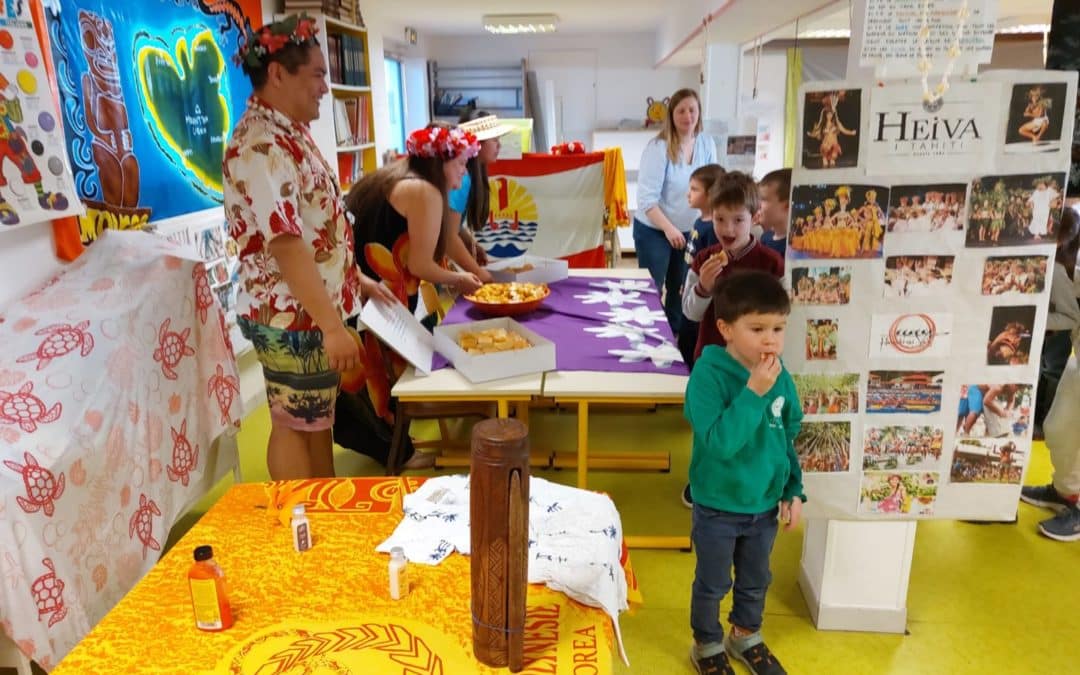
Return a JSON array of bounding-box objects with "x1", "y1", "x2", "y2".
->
[{"x1": 433, "y1": 276, "x2": 690, "y2": 375}]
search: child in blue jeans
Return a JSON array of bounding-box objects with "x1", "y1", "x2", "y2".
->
[{"x1": 684, "y1": 270, "x2": 804, "y2": 675}]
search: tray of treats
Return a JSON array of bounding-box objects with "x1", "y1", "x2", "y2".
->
[{"x1": 433, "y1": 317, "x2": 556, "y2": 382}]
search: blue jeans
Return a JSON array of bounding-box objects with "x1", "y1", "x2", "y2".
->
[
  {"x1": 1037, "y1": 329, "x2": 1074, "y2": 426},
  {"x1": 690, "y1": 503, "x2": 779, "y2": 645},
  {"x1": 633, "y1": 218, "x2": 688, "y2": 331}
]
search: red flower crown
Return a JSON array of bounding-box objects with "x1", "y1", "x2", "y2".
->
[
  {"x1": 406, "y1": 127, "x2": 480, "y2": 160},
  {"x1": 235, "y1": 14, "x2": 319, "y2": 70}
]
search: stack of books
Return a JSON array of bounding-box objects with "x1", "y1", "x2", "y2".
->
[
  {"x1": 333, "y1": 98, "x2": 369, "y2": 147},
  {"x1": 325, "y1": 33, "x2": 368, "y2": 86},
  {"x1": 282, "y1": 0, "x2": 364, "y2": 25}
]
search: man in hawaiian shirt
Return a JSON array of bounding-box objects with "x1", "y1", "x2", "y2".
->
[{"x1": 223, "y1": 15, "x2": 392, "y2": 480}]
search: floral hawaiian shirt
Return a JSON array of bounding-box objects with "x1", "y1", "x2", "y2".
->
[{"x1": 222, "y1": 96, "x2": 360, "y2": 331}]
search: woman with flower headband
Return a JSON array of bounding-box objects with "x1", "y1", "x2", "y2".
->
[
  {"x1": 330, "y1": 125, "x2": 483, "y2": 471},
  {"x1": 222, "y1": 14, "x2": 396, "y2": 480}
]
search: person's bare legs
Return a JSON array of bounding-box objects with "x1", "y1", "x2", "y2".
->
[
  {"x1": 267, "y1": 424, "x2": 313, "y2": 480},
  {"x1": 308, "y1": 428, "x2": 335, "y2": 477}
]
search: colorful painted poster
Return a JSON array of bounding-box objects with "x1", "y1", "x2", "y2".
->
[
  {"x1": 0, "y1": 13, "x2": 82, "y2": 228},
  {"x1": 45, "y1": 0, "x2": 261, "y2": 242}
]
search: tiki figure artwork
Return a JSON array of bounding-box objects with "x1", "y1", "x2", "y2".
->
[{"x1": 79, "y1": 9, "x2": 140, "y2": 208}]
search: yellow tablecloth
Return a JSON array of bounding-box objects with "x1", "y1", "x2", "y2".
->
[{"x1": 53, "y1": 478, "x2": 616, "y2": 674}]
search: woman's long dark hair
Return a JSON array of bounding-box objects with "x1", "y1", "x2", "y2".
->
[
  {"x1": 345, "y1": 155, "x2": 451, "y2": 263},
  {"x1": 459, "y1": 109, "x2": 491, "y2": 230}
]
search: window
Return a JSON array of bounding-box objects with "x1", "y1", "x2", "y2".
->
[{"x1": 384, "y1": 56, "x2": 406, "y2": 154}]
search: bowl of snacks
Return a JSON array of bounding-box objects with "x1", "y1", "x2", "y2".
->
[{"x1": 463, "y1": 282, "x2": 550, "y2": 317}]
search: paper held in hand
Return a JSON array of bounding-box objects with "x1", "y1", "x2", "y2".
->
[{"x1": 359, "y1": 299, "x2": 435, "y2": 375}]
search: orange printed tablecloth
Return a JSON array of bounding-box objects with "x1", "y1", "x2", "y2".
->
[{"x1": 53, "y1": 478, "x2": 618, "y2": 674}]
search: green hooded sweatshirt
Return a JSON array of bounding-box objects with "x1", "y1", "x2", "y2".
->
[{"x1": 685, "y1": 345, "x2": 806, "y2": 514}]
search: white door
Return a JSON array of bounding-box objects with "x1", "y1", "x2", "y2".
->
[{"x1": 527, "y1": 49, "x2": 597, "y2": 147}]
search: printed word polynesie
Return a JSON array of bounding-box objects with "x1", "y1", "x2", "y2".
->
[{"x1": 874, "y1": 111, "x2": 981, "y2": 154}]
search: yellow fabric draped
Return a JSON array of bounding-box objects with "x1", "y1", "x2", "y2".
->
[
  {"x1": 784, "y1": 48, "x2": 803, "y2": 169},
  {"x1": 601, "y1": 147, "x2": 630, "y2": 231}
]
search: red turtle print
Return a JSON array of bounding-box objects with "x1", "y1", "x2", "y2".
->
[
  {"x1": 153, "y1": 318, "x2": 195, "y2": 380},
  {"x1": 16, "y1": 321, "x2": 95, "y2": 370},
  {"x1": 166, "y1": 419, "x2": 199, "y2": 486},
  {"x1": 3, "y1": 451, "x2": 65, "y2": 516},
  {"x1": 0, "y1": 382, "x2": 62, "y2": 433},
  {"x1": 194, "y1": 266, "x2": 214, "y2": 325},
  {"x1": 31, "y1": 558, "x2": 67, "y2": 627},
  {"x1": 129, "y1": 493, "x2": 161, "y2": 559},
  {"x1": 207, "y1": 364, "x2": 239, "y2": 425}
]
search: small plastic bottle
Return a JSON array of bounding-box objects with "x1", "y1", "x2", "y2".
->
[
  {"x1": 291, "y1": 504, "x2": 312, "y2": 552},
  {"x1": 188, "y1": 545, "x2": 233, "y2": 631},
  {"x1": 388, "y1": 546, "x2": 409, "y2": 600}
]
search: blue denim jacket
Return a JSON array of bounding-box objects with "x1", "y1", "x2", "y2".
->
[{"x1": 636, "y1": 135, "x2": 718, "y2": 233}]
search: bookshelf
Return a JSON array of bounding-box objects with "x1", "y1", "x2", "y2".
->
[
  {"x1": 282, "y1": 12, "x2": 377, "y2": 190},
  {"x1": 428, "y1": 60, "x2": 528, "y2": 122}
]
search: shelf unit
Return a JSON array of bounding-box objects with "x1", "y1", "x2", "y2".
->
[{"x1": 428, "y1": 59, "x2": 527, "y2": 121}]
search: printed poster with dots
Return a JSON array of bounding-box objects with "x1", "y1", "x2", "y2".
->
[{"x1": 0, "y1": 16, "x2": 82, "y2": 229}]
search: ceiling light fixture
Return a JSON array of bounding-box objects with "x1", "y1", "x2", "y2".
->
[{"x1": 482, "y1": 14, "x2": 559, "y2": 35}]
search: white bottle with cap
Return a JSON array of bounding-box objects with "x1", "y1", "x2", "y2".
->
[
  {"x1": 291, "y1": 504, "x2": 311, "y2": 552},
  {"x1": 388, "y1": 546, "x2": 408, "y2": 600}
]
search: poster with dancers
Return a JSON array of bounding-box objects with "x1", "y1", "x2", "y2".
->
[
  {"x1": 979, "y1": 255, "x2": 1048, "y2": 295},
  {"x1": 791, "y1": 266, "x2": 852, "y2": 305},
  {"x1": 789, "y1": 183, "x2": 887, "y2": 260},
  {"x1": 1004, "y1": 82, "x2": 1068, "y2": 153},
  {"x1": 862, "y1": 425, "x2": 944, "y2": 472},
  {"x1": 885, "y1": 183, "x2": 966, "y2": 236},
  {"x1": 801, "y1": 89, "x2": 861, "y2": 170},
  {"x1": 966, "y1": 173, "x2": 1066, "y2": 247},
  {"x1": 883, "y1": 255, "x2": 955, "y2": 298}
]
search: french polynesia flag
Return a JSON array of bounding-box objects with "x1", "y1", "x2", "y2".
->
[{"x1": 479, "y1": 153, "x2": 605, "y2": 268}]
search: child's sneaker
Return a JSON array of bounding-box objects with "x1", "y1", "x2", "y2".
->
[
  {"x1": 682, "y1": 483, "x2": 694, "y2": 508},
  {"x1": 1038, "y1": 505, "x2": 1080, "y2": 542},
  {"x1": 724, "y1": 632, "x2": 787, "y2": 675},
  {"x1": 1020, "y1": 484, "x2": 1072, "y2": 513},
  {"x1": 690, "y1": 644, "x2": 735, "y2": 675}
]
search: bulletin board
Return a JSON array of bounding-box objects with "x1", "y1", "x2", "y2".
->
[
  {"x1": 788, "y1": 70, "x2": 1077, "y2": 521},
  {"x1": 45, "y1": 0, "x2": 261, "y2": 243}
]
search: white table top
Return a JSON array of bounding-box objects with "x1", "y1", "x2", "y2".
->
[
  {"x1": 542, "y1": 370, "x2": 687, "y2": 400},
  {"x1": 569, "y1": 267, "x2": 650, "y2": 280},
  {"x1": 393, "y1": 365, "x2": 543, "y2": 398}
]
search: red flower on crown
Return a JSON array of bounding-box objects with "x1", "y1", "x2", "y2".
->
[
  {"x1": 235, "y1": 14, "x2": 320, "y2": 69},
  {"x1": 406, "y1": 127, "x2": 480, "y2": 160}
]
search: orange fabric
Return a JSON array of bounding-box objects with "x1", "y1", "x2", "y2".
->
[
  {"x1": 601, "y1": 147, "x2": 630, "y2": 231},
  {"x1": 30, "y1": 0, "x2": 86, "y2": 261},
  {"x1": 54, "y1": 478, "x2": 618, "y2": 674}
]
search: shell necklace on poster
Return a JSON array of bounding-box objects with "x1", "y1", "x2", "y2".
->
[{"x1": 916, "y1": 0, "x2": 970, "y2": 112}]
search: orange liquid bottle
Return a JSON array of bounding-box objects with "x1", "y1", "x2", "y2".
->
[{"x1": 188, "y1": 545, "x2": 234, "y2": 631}]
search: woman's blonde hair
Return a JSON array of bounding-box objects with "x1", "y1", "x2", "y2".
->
[{"x1": 657, "y1": 88, "x2": 702, "y2": 164}]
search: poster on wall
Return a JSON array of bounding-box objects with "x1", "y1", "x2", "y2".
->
[
  {"x1": 790, "y1": 71, "x2": 1077, "y2": 522},
  {"x1": 859, "y1": 0, "x2": 998, "y2": 73},
  {"x1": 45, "y1": 0, "x2": 260, "y2": 244},
  {"x1": 0, "y1": 11, "x2": 82, "y2": 228}
]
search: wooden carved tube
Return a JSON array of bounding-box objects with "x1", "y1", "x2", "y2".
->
[{"x1": 470, "y1": 418, "x2": 530, "y2": 672}]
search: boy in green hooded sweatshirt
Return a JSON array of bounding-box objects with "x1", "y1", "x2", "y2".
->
[{"x1": 685, "y1": 270, "x2": 804, "y2": 675}]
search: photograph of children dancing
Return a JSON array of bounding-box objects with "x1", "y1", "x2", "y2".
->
[
  {"x1": 789, "y1": 184, "x2": 887, "y2": 259},
  {"x1": 802, "y1": 89, "x2": 860, "y2": 169},
  {"x1": 886, "y1": 184, "x2": 967, "y2": 234},
  {"x1": 966, "y1": 174, "x2": 1066, "y2": 246},
  {"x1": 1005, "y1": 82, "x2": 1067, "y2": 151}
]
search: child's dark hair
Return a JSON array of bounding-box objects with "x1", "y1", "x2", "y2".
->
[
  {"x1": 690, "y1": 163, "x2": 725, "y2": 192},
  {"x1": 759, "y1": 168, "x2": 792, "y2": 202},
  {"x1": 709, "y1": 171, "x2": 760, "y2": 214},
  {"x1": 712, "y1": 270, "x2": 790, "y2": 322}
]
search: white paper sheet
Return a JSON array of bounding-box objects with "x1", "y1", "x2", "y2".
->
[{"x1": 359, "y1": 298, "x2": 434, "y2": 375}]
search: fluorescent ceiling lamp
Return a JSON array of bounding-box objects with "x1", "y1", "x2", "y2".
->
[{"x1": 482, "y1": 14, "x2": 558, "y2": 35}]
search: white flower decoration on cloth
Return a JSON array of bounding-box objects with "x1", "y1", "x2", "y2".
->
[
  {"x1": 585, "y1": 322, "x2": 664, "y2": 343},
  {"x1": 573, "y1": 289, "x2": 646, "y2": 307},
  {"x1": 590, "y1": 280, "x2": 657, "y2": 294},
  {"x1": 599, "y1": 306, "x2": 668, "y2": 327},
  {"x1": 609, "y1": 341, "x2": 684, "y2": 368}
]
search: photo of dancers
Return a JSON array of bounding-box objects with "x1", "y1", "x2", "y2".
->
[
  {"x1": 863, "y1": 426, "x2": 944, "y2": 471},
  {"x1": 950, "y1": 438, "x2": 1024, "y2": 484},
  {"x1": 986, "y1": 305, "x2": 1037, "y2": 366},
  {"x1": 1004, "y1": 82, "x2": 1067, "y2": 151},
  {"x1": 966, "y1": 173, "x2": 1066, "y2": 247},
  {"x1": 793, "y1": 373, "x2": 860, "y2": 415},
  {"x1": 883, "y1": 255, "x2": 955, "y2": 297},
  {"x1": 806, "y1": 318, "x2": 839, "y2": 360},
  {"x1": 956, "y1": 383, "x2": 1032, "y2": 439},
  {"x1": 866, "y1": 370, "x2": 943, "y2": 414},
  {"x1": 791, "y1": 266, "x2": 852, "y2": 305},
  {"x1": 859, "y1": 472, "x2": 938, "y2": 516},
  {"x1": 980, "y1": 256, "x2": 1049, "y2": 295},
  {"x1": 789, "y1": 184, "x2": 888, "y2": 259},
  {"x1": 794, "y1": 421, "x2": 851, "y2": 473},
  {"x1": 886, "y1": 183, "x2": 967, "y2": 234},
  {"x1": 802, "y1": 89, "x2": 861, "y2": 169}
]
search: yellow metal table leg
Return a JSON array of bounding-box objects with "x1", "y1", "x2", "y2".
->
[
  {"x1": 497, "y1": 399, "x2": 509, "y2": 418},
  {"x1": 577, "y1": 400, "x2": 589, "y2": 488}
]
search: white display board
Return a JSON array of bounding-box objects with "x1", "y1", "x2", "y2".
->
[{"x1": 789, "y1": 70, "x2": 1077, "y2": 521}]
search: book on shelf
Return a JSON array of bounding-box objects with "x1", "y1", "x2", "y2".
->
[
  {"x1": 284, "y1": 1, "x2": 343, "y2": 18},
  {"x1": 333, "y1": 98, "x2": 353, "y2": 145},
  {"x1": 337, "y1": 151, "x2": 364, "y2": 188}
]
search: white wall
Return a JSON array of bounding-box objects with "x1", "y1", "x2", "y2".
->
[
  {"x1": 737, "y1": 48, "x2": 788, "y2": 176},
  {"x1": 425, "y1": 33, "x2": 699, "y2": 139}
]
